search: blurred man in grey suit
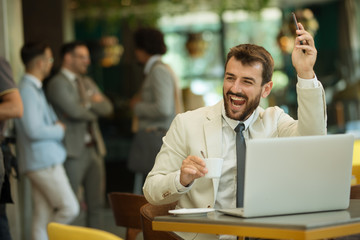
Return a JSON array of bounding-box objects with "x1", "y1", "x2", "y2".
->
[{"x1": 46, "y1": 41, "x2": 113, "y2": 228}]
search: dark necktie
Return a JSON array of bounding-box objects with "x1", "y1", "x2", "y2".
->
[
  {"x1": 235, "y1": 123, "x2": 246, "y2": 208},
  {"x1": 75, "y1": 77, "x2": 94, "y2": 143}
]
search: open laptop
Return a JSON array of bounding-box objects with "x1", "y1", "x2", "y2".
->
[{"x1": 218, "y1": 134, "x2": 354, "y2": 218}]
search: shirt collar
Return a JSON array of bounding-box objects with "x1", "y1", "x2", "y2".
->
[
  {"x1": 25, "y1": 73, "x2": 42, "y2": 89},
  {"x1": 61, "y1": 68, "x2": 77, "y2": 82},
  {"x1": 144, "y1": 55, "x2": 162, "y2": 75},
  {"x1": 221, "y1": 102, "x2": 255, "y2": 131}
]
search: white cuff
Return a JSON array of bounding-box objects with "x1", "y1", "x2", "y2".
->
[
  {"x1": 297, "y1": 74, "x2": 319, "y2": 88},
  {"x1": 174, "y1": 170, "x2": 193, "y2": 192}
]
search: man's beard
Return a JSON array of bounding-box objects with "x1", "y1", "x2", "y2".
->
[{"x1": 223, "y1": 90, "x2": 261, "y2": 121}]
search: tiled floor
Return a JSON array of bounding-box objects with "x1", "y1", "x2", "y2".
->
[
  {"x1": 72, "y1": 206, "x2": 125, "y2": 237},
  {"x1": 72, "y1": 204, "x2": 144, "y2": 240},
  {"x1": 99, "y1": 207, "x2": 126, "y2": 237}
]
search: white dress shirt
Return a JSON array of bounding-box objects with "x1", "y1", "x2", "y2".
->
[
  {"x1": 61, "y1": 68, "x2": 77, "y2": 84},
  {"x1": 144, "y1": 55, "x2": 162, "y2": 75}
]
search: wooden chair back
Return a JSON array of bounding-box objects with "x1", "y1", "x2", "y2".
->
[
  {"x1": 108, "y1": 192, "x2": 148, "y2": 240},
  {"x1": 350, "y1": 184, "x2": 360, "y2": 199},
  {"x1": 140, "y1": 202, "x2": 183, "y2": 240}
]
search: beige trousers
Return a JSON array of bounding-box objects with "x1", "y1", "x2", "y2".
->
[{"x1": 27, "y1": 164, "x2": 79, "y2": 240}]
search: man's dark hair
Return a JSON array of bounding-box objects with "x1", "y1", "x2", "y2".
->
[
  {"x1": 225, "y1": 44, "x2": 274, "y2": 85},
  {"x1": 60, "y1": 41, "x2": 87, "y2": 61},
  {"x1": 20, "y1": 42, "x2": 49, "y2": 67},
  {"x1": 134, "y1": 28, "x2": 167, "y2": 55}
]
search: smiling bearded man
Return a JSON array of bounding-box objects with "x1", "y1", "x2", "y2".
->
[{"x1": 143, "y1": 23, "x2": 327, "y2": 240}]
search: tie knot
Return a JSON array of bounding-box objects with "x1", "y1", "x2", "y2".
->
[{"x1": 235, "y1": 123, "x2": 245, "y2": 133}]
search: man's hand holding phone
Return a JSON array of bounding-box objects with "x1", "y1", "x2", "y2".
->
[
  {"x1": 291, "y1": 13, "x2": 317, "y2": 79},
  {"x1": 292, "y1": 12, "x2": 305, "y2": 52}
]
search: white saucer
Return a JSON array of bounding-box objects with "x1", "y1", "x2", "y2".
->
[{"x1": 168, "y1": 208, "x2": 215, "y2": 217}]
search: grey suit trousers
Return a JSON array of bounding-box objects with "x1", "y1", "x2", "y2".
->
[{"x1": 64, "y1": 145, "x2": 105, "y2": 228}]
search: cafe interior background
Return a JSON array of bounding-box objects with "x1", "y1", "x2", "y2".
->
[{"x1": 1, "y1": 0, "x2": 360, "y2": 239}]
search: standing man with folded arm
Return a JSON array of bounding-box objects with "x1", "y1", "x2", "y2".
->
[
  {"x1": 46, "y1": 41, "x2": 113, "y2": 228},
  {"x1": 143, "y1": 23, "x2": 326, "y2": 240},
  {"x1": 0, "y1": 57, "x2": 23, "y2": 240}
]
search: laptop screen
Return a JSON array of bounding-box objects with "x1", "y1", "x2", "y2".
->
[{"x1": 239, "y1": 134, "x2": 354, "y2": 217}]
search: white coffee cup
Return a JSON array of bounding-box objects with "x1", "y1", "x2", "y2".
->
[{"x1": 204, "y1": 158, "x2": 223, "y2": 178}]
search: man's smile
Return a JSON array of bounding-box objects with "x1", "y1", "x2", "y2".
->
[{"x1": 230, "y1": 95, "x2": 246, "y2": 107}]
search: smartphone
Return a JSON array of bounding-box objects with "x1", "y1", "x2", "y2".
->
[
  {"x1": 292, "y1": 12, "x2": 300, "y2": 31},
  {"x1": 292, "y1": 12, "x2": 305, "y2": 53}
]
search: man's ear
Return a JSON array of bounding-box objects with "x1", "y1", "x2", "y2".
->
[
  {"x1": 35, "y1": 57, "x2": 44, "y2": 68},
  {"x1": 261, "y1": 81, "x2": 273, "y2": 98}
]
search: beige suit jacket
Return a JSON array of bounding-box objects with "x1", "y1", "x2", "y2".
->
[{"x1": 144, "y1": 81, "x2": 326, "y2": 203}]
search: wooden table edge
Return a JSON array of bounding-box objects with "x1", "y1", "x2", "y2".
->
[{"x1": 152, "y1": 220, "x2": 360, "y2": 239}]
